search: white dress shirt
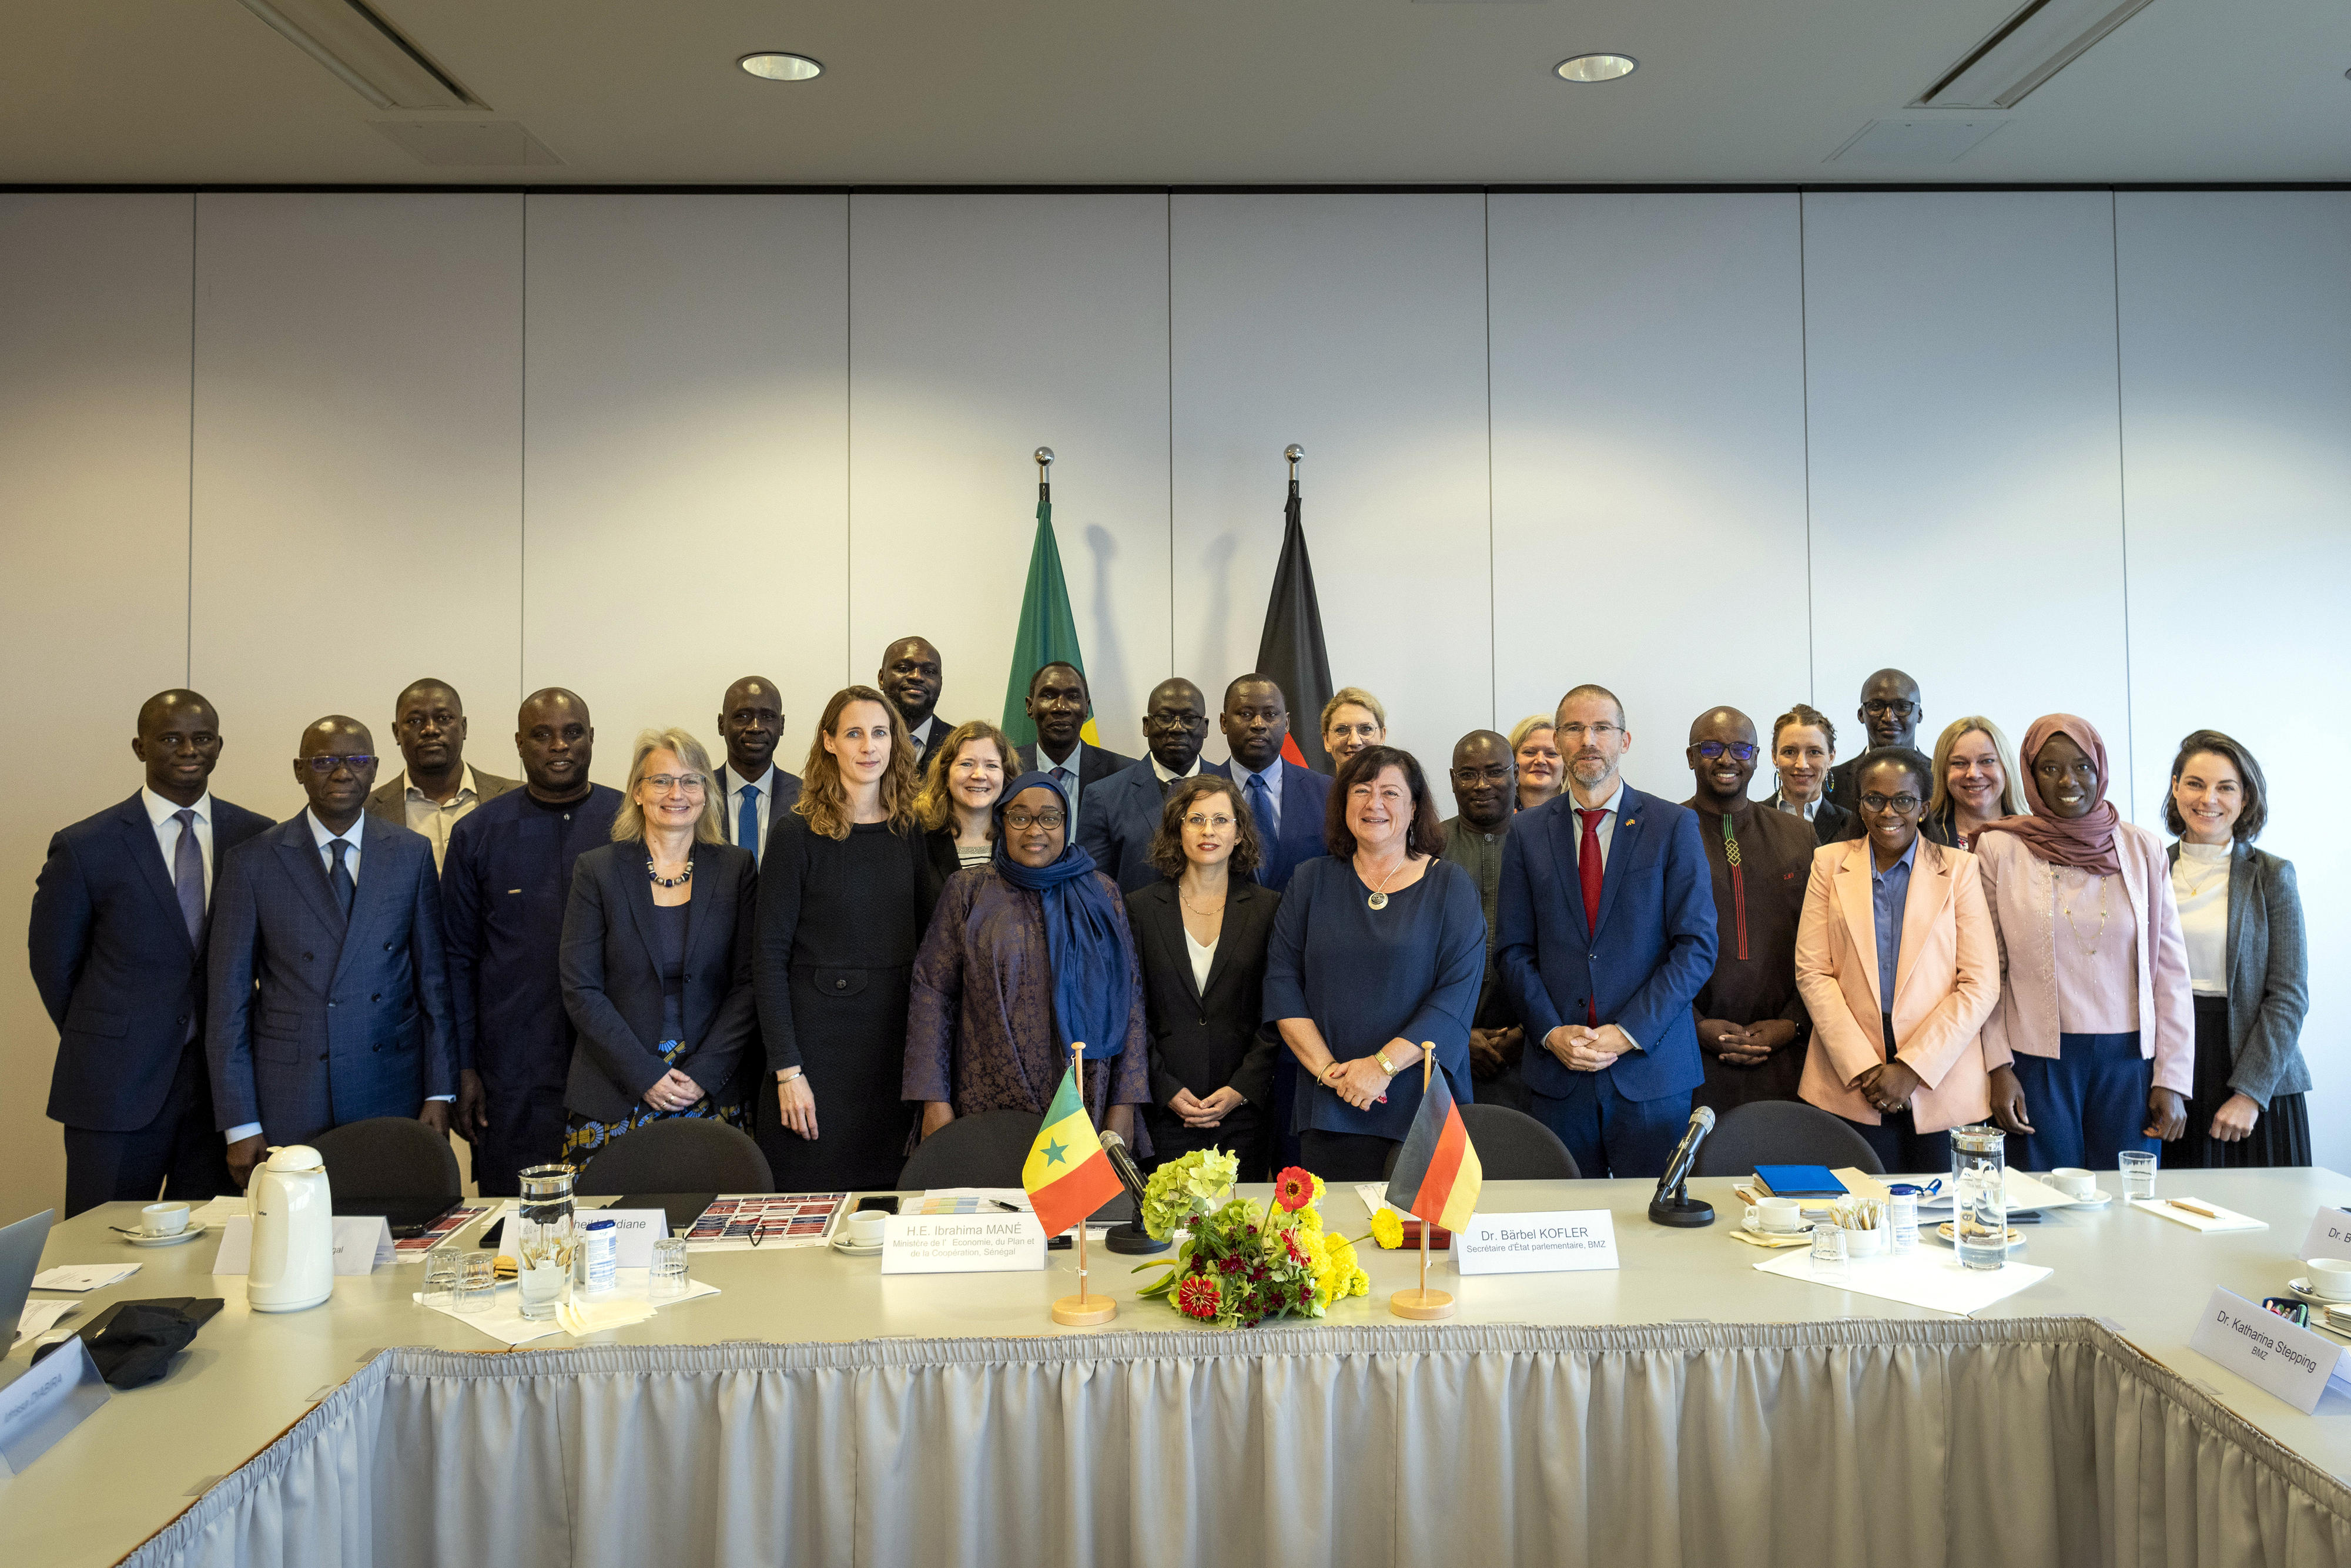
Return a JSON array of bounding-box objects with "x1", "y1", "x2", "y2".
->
[
  {"x1": 907, "y1": 715, "x2": 939, "y2": 757},
  {"x1": 1037, "y1": 745, "x2": 1086, "y2": 823},
  {"x1": 400, "y1": 765, "x2": 481, "y2": 872},
  {"x1": 724, "y1": 765, "x2": 779, "y2": 862},
  {"x1": 1151, "y1": 755, "x2": 1204, "y2": 788},
  {"x1": 2173, "y1": 841, "x2": 2232, "y2": 997},
  {"x1": 141, "y1": 786, "x2": 215, "y2": 905}
]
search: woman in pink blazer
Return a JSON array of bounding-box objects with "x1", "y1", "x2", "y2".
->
[{"x1": 1794, "y1": 748, "x2": 2000, "y2": 1172}]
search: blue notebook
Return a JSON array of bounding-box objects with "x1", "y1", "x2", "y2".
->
[{"x1": 1753, "y1": 1164, "x2": 1848, "y2": 1198}]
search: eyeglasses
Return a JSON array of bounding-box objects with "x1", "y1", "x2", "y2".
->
[
  {"x1": 644, "y1": 774, "x2": 706, "y2": 795},
  {"x1": 1004, "y1": 809, "x2": 1066, "y2": 830},
  {"x1": 1556, "y1": 723, "x2": 1621, "y2": 742},
  {"x1": 299, "y1": 755, "x2": 375, "y2": 774},
  {"x1": 1694, "y1": 741, "x2": 1760, "y2": 763},
  {"x1": 1183, "y1": 813, "x2": 1236, "y2": 831},
  {"x1": 1143, "y1": 712, "x2": 1207, "y2": 731},
  {"x1": 1863, "y1": 700, "x2": 1918, "y2": 719},
  {"x1": 1860, "y1": 793, "x2": 1923, "y2": 814}
]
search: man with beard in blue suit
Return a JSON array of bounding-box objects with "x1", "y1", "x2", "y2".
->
[
  {"x1": 1077, "y1": 676, "x2": 1211, "y2": 893},
  {"x1": 1205, "y1": 675, "x2": 1333, "y2": 894}
]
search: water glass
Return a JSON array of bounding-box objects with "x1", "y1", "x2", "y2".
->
[
  {"x1": 2121, "y1": 1150, "x2": 2158, "y2": 1200},
  {"x1": 421, "y1": 1242, "x2": 461, "y2": 1306},
  {"x1": 454, "y1": 1249, "x2": 496, "y2": 1314},
  {"x1": 1952, "y1": 1123, "x2": 2008, "y2": 1272},
  {"x1": 1809, "y1": 1221, "x2": 1848, "y2": 1282},
  {"x1": 649, "y1": 1236, "x2": 690, "y2": 1301}
]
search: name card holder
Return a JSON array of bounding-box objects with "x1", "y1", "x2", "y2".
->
[
  {"x1": 585, "y1": 1209, "x2": 670, "y2": 1269},
  {"x1": 0, "y1": 1336, "x2": 111, "y2": 1475},
  {"x1": 2299, "y1": 1205, "x2": 2351, "y2": 1263},
  {"x1": 2189, "y1": 1286, "x2": 2351, "y2": 1415},
  {"x1": 1454, "y1": 1210, "x2": 1621, "y2": 1275},
  {"x1": 880, "y1": 1214, "x2": 1048, "y2": 1275}
]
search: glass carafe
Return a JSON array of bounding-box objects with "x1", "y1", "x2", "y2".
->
[
  {"x1": 515, "y1": 1162, "x2": 577, "y2": 1319},
  {"x1": 1951, "y1": 1124, "x2": 2007, "y2": 1272}
]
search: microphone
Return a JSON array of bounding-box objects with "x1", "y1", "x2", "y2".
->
[
  {"x1": 1097, "y1": 1131, "x2": 1170, "y2": 1255},
  {"x1": 1647, "y1": 1105, "x2": 1717, "y2": 1228}
]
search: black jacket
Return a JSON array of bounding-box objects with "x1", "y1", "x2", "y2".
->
[{"x1": 1123, "y1": 878, "x2": 1282, "y2": 1108}]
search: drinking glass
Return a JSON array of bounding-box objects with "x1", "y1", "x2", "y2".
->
[
  {"x1": 649, "y1": 1236, "x2": 690, "y2": 1301},
  {"x1": 1809, "y1": 1220, "x2": 1848, "y2": 1282},
  {"x1": 422, "y1": 1242, "x2": 461, "y2": 1306},
  {"x1": 2121, "y1": 1150, "x2": 2158, "y2": 1200},
  {"x1": 1952, "y1": 1123, "x2": 2008, "y2": 1272},
  {"x1": 454, "y1": 1249, "x2": 496, "y2": 1314}
]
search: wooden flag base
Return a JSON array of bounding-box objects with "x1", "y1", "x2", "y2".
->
[
  {"x1": 1389, "y1": 1287, "x2": 1456, "y2": 1321},
  {"x1": 1051, "y1": 1293, "x2": 1118, "y2": 1326}
]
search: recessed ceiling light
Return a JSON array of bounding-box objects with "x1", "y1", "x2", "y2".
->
[
  {"x1": 1555, "y1": 53, "x2": 1637, "y2": 83},
  {"x1": 739, "y1": 52, "x2": 822, "y2": 82}
]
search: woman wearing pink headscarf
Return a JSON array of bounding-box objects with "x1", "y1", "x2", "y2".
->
[{"x1": 1976, "y1": 715, "x2": 2193, "y2": 1171}]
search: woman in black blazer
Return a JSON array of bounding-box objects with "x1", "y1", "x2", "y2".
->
[
  {"x1": 1125, "y1": 775, "x2": 1281, "y2": 1180},
  {"x1": 559, "y1": 728, "x2": 760, "y2": 1162}
]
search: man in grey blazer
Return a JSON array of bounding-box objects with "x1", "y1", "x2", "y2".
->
[
  {"x1": 209, "y1": 716, "x2": 454, "y2": 1188},
  {"x1": 1077, "y1": 676, "x2": 1211, "y2": 893},
  {"x1": 363, "y1": 678, "x2": 517, "y2": 871}
]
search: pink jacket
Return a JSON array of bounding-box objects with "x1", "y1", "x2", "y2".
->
[
  {"x1": 1974, "y1": 824, "x2": 2195, "y2": 1095},
  {"x1": 1794, "y1": 837, "x2": 1999, "y2": 1133}
]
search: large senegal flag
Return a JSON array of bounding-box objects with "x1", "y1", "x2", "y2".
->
[
  {"x1": 998, "y1": 484, "x2": 1101, "y2": 751},
  {"x1": 1384, "y1": 1065, "x2": 1482, "y2": 1232},
  {"x1": 1022, "y1": 1062, "x2": 1122, "y2": 1239}
]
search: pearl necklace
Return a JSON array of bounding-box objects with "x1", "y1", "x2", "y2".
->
[{"x1": 2060, "y1": 872, "x2": 2109, "y2": 957}]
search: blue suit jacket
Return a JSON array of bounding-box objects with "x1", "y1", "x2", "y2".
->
[
  {"x1": 29, "y1": 792, "x2": 273, "y2": 1131},
  {"x1": 1205, "y1": 759, "x2": 1333, "y2": 893},
  {"x1": 206, "y1": 815, "x2": 456, "y2": 1144},
  {"x1": 1497, "y1": 787, "x2": 1719, "y2": 1103},
  {"x1": 1076, "y1": 759, "x2": 1178, "y2": 893}
]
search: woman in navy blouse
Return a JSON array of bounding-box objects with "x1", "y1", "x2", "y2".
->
[{"x1": 1265, "y1": 746, "x2": 1486, "y2": 1181}]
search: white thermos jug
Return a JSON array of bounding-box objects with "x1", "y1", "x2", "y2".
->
[{"x1": 247, "y1": 1144, "x2": 335, "y2": 1313}]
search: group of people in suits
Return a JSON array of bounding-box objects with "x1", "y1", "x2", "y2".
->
[{"x1": 29, "y1": 649, "x2": 2313, "y2": 1217}]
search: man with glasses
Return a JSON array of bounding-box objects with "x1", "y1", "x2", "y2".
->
[
  {"x1": 1682, "y1": 707, "x2": 1816, "y2": 1115},
  {"x1": 209, "y1": 717, "x2": 454, "y2": 1190},
  {"x1": 30, "y1": 691, "x2": 274, "y2": 1215},
  {"x1": 1442, "y1": 730, "x2": 1531, "y2": 1113},
  {"x1": 1078, "y1": 677, "x2": 1211, "y2": 892},
  {"x1": 1498, "y1": 685, "x2": 1717, "y2": 1178},
  {"x1": 1824, "y1": 669, "x2": 1923, "y2": 815},
  {"x1": 364, "y1": 679, "x2": 515, "y2": 873}
]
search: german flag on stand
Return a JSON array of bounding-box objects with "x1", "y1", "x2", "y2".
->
[
  {"x1": 1384, "y1": 1066, "x2": 1482, "y2": 1232},
  {"x1": 1022, "y1": 1062, "x2": 1123, "y2": 1239}
]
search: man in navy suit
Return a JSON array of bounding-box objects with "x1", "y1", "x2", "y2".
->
[
  {"x1": 1014, "y1": 662, "x2": 1136, "y2": 825},
  {"x1": 709, "y1": 675, "x2": 802, "y2": 868},
  {"x1": 29, "y1": 691, "x2": 274, "y2": 1216},
  {"x1": 1077, "y1": 676, "x2": 1211, "y2": 892},
  {"x1": 441, "y1": 689, "x2": 621, "y2": 1196},
  {"x1": 1204, "y1": 674, "x2": 1333, "y2": 894},
  {"x1": 207, "y1": 716, "x2": 455, "y2": 1188},
  {"x1": 1498, "y1": 685, "x2": 1719, "y2": 1178}
]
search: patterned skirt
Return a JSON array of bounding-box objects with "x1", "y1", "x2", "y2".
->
[{"x1": 562, "y1": 1041, "x2": 744, "y2": 1163}]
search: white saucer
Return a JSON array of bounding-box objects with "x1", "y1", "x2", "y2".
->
[
  {"x1": 2285, "y1": 1278, "x2": 2351, "y2": 1306},
  {"x1": 830, "y1": 1234, "x2": 883, "y2": 1258},
  {"x1": 2061, "y1": 1190, "x2": 2113, "y2": 1209},
  {"x1": 120, "y1": 1222, "x2": 209, "y2": 1249},
  {"x1": 1937, "y1": 1221, "x2": 2026, "y2": 1252},
  {"x1": 1740, "y1": 1210, "x2": 1809, "y2": 1239}
]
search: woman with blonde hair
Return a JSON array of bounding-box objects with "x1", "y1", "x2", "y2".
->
[
  {"x1": 751, "y1": 686, "x2": 938, "y2": 1188},
  {"x1": 915, "y1": 718, "x2": 1015, "y2": 894},
  {"x1": 1927, "y1": 716, "x2": 2026, "y2": 850},
  {"x1": 1321, "y1": 686, "x2": 1388, "y2": 770},
  {"x1": 559, "y1": 728, "x2": 759, "y2": 1161},
  {"x1": 1506, "y1": 715, "x2": 1563, "y2": 813}
]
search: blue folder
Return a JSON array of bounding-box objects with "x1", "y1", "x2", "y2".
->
[{"x1": 1753, "y1": 1164, "x2": 1848, "y2": 1198}]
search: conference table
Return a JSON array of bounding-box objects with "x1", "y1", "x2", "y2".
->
[{"x1": 9, "y1": 1168, "x2": 2351, "y2": 1567}]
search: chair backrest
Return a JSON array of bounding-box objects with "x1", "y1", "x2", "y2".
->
[
  {"x1": 310, "y1": 1116, "x2": 462, "y2": 1200},
  {"x1": 1693, "y1": 1101, "x2": 1887, "y2": 1179},
  {"x1": 895, "y1": 1110, "x2": 1040, "y2": 1191},
  {"x1": 1379, "y1": 1104, "x2": 1583, "y2": 1182},
  {"x1": 575, "y1": 1119, "x2": 774, "y2": 1197}
]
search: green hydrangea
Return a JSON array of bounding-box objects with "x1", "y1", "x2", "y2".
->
[{"x1": 1139, "y1": 1147, "x2": 1239, "y2": 1241}]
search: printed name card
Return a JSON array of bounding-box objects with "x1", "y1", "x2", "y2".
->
[
  {"x1": 0, "y1": 1337, "x2": 111, "y2": 1476},
  {"x1": 880, "y1": 1213, "x2": 1047, "y2": 1275},
  {"x1": 2299, "y1": 1206, "x2": 2351, "y2": 1264},
  {"x1": 210, "y1": 1214, "x2": 394, "y2": 1276},
  {"x1": 587, "y1": 1210, "x2": 670, "y2": 1269},
  {"x1": 1454, "y1": 1210, "x2": 1620, "y2": 1275},
  {"x1": 2189, "y1": 1286, "x2": 2351, "y2": 1415}
]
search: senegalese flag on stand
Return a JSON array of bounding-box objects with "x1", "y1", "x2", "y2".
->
[
  {"x1": 1384, "y1": 1066, "x2": 1482, "y2": 1232},
  {"x1": 997, "y1": 481, "x2": 1101, "y2": 751},
  {"x1": 1022, "y1": 1061, "x2": 1123, "y2": 1238}
]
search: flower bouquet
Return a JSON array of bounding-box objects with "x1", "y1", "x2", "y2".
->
[{"x1": 1134, "y1": 1150, "x2": 1370, "y2": 1328}]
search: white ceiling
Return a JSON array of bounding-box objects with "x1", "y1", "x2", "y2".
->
[{"x1": 2, "y1": 0, "x2": 2346, "y2": 186}]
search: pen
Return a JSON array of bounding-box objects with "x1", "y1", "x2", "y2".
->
[
  {"x1": 988, "y1": 1200, "x2": 1024, "y2": 1213},
  {"x1": 2171, "y1": 1200, "x2": 2219, "y2": 1219}
]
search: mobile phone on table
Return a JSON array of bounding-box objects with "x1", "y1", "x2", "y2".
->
[{"x1": 855, "y1": 1195, "x2": 901, "y2": 1215}]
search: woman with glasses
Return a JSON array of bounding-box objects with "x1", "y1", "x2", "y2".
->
[
  {"x1": 914, "y1": 718, "x2": 1014, "y2": 898},
  {"x1": 751, "y1": 687, "x2": 936, "y2": 1190},
  {"x1": 558, "y1": 728, "x2": 759, "y2": 1164},
  {"x1": 1766, "y1": 704, "x2": 1854, "y2": 846},
  {"x1": 1508, "y1": 715, "x2": 1564, "y2": 813},
  {"x1": 1925, "y1": 716, "x2": 2026, "y2": 850},
  {"x1": 1793, "y1": 748, "x2": 1998, "y2": 1171},
  {"x1": 1978, "y1": 715, "x2": 2194, "y2": 1171},
  {"x1": 905, "y1": 772, "x2": 1151, "y2": 1146},
  {"x1": 1321, "y1": 687, "x2": 1388, "y2": 771},
  {"x1": 1124, "y1": 776, "x2": 1282, "y2": 1177}
]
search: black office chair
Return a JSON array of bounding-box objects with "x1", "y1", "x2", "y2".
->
[
  {"x1": 1693, "y1": 1101, "x2": 1886, "y2": 1179},
  {"x1": 895, "y1": 1110, "x2": 1040, "y2": 1190},
  {"x1": 310, "y1": 1116, "x2": 462, "y2": 1202},
  {"x1": 575, "y1": 1119, "x2": 774, "y2": 1195},
  {"x1": 1380, "y1": 1105, "x2": 1582, "y2": 1181}
]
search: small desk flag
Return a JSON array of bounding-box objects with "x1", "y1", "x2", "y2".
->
[
  {"x1": 1022, "y1": 1063, "x2": 1122, "y2": 1238},
  {"x1": 1384, "y1": 1067, "x2": 1481, "y2": 1232}
]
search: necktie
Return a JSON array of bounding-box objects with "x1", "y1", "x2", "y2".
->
[
  {"x1": 329, "y1": 839, "x2": 356, "y2": 921},
  {"x1": 1051, "y1": 765, "x2": 1074, "y2": 813},
  {"x1": 171, "y1": 809, "x2": 205, "y2": 944},
  {"x1": 1576, "y1": 808, "x2": 1606, "y2": 1025},
  {"x1": 738, "y1": 783, "x2": 761, "y2": 863},
  {"x1": 1246, "y1": 772, "x2": 1276, "y2": 850}
]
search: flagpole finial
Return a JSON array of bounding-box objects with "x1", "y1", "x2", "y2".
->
[
  {"x1": 1035, "y1": 447, "x2": 1055, "y2": 467},
  {"x1": 1284, "y1": 444, "x2": 1304, "y2": 464}
]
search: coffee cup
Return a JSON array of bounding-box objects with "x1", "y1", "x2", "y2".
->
[
  {"x1": 1756, "y1": 1197, "x2": 1805, "y2": 1233},
  {"x1": 2306, "y1": 1258, "x2": 2351, "y2": 1301},
  {"x1": 139, "y1": 1201, "x2": 190, "y2": 1238},
  {"x1": 2049, "y1": 1168, "x2": 2097, "y2": 1200},
  {"x1": 848, "y1": 1210, "x2": 888, "y2": 1247}
]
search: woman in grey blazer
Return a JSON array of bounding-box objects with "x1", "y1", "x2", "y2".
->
[{"x1": 2164, "y1": 730, "x2": 2310, "y2": 1167}]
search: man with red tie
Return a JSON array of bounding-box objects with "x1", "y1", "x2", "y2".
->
[{"x1": 1497, "y1": 685, "x2": 1718, "y2": 1178}]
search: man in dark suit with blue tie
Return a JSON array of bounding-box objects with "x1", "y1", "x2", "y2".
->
[
  {"x1": 30, "y1": 691, "x2": 274, "y2": 1217},
  {"x1": 1204, "y1": 675, "x2": 1333, "y2": 894},
  {"x1": 1498, "y1": 685, "x2": 1719, "y2": 1178},
  {"x1": 709, "y1": 675, "x2": 802, "y2": 867},
  {"x1": 441, "y1": 689, "x2": 621, "y2": 1195},
  {"x1": 1077, "y1": 676, "x2": 1211, "y2": 892},
  {"x1": 207, "y1": 716, "x2": 455, "y2": 1189}
]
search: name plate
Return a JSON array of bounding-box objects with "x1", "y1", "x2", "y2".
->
[
  {"x1": 2189, "y1": 1286, "x2": 2351, "y2": 1414},
  {"x1": 212, "y1": 1214, "x2": 393, "y2": 1276},
  {"x1": 0, "y1": 1337, "x2": 112, "y2": 1476},
  {"x1": 2299, "y1": 1205, "x2": 2351, "y2": 1263},
  {"x1": 880, "y1": 1214, "x2": 1046, "y2": 1275},
  {"x1": 1454, "y1": 1209, "x2": 1620, "y2": 1275},
  {"x1": 586, "y1": 1209, "x2": 670, "y2": 1269}
]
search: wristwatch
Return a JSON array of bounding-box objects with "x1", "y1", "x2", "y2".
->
[{"x1": 1375, "y1": 1049, "x2": 1398, "y2": 1076}]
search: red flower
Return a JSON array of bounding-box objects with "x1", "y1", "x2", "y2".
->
[
  {"x1": 1275, "y1": 1167, "x2": 1315, "y2": 1212},
  {"x1": 1176, "y1": 1274, "x2": 1223, "y2": 1321}
]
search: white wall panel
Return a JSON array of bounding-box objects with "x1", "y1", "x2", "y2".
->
[
  {"x1": 1803, "y1": 192, "x2": 2132, "y2": 802},
  {"x1": 190, "y1": 194, "x2": 523, "y2": 815},
  {"x1": 0, "y1": 195, "x2": 195, "y2": 1221},
  {"x1": 847, "y1": 195, "x2": 1170, "y2": 760},
  {"x1": 2115, "y1": 191, "x2": 2351, "y2": 1163},
  {"x1": 523, "y1": 195, "x2": 849, "y2": 782},
  {"x1": 1171, "y1": 193, "x2": 1489, "y2": 773},
  {"x1": 1489, "y1": 193, "x2": 1810, "y2": 800}
]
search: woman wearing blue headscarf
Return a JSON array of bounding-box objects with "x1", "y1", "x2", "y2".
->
[{"x1": 905, "y1": 772, "x2": 1150, "y2": 1145}]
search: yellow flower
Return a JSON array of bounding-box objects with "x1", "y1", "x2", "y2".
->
[
  {"x1": 1325, "y1": 1235, "x2": 1358, "y2": 1276},
  {"x1": 1369, "y1": 1208, "x2": 1405, "y2": 1250},
  {"x1": 1348, "y1": 1265, "x2": 1370, "y2": 1296}
]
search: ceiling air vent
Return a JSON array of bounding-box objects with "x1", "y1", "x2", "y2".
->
[
  {"x1": 1826, "y1": 118, "x2": 2010, "y2": 165},
  {"x1": 372, "y1": 121, "x2": 564, "y2": 167},
  {"x1": 233, "y1": 0, "x2": 483, "y2": 110},
  {"x1": 1917, "y1": 0, "x2": 2161, "y2": 109}
]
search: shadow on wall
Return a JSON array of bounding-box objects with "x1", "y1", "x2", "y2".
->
[
  {"x1": 1083, "y1": 523, "x2": 1133, "y2": 731},
  {"x1": 1191, "y1": 531, "x2": 1240, "y2": 698}
]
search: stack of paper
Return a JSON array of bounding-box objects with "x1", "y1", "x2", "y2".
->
[
  {"x1": 680, "y1": 1193, "x2": 848, "y2": 1251},
  {"x1": 2130, "y1": 1197, "x2": 2266, "y2": 1232},
  {"x1": 12, "y1": 1299, "x2": 75, "y2": 1346},
  {"x1": 413, "y1": 1271, "x2": 719, "y2": 1345},
  {"x1": 31, "y1": 1264, "x2": 139, "y2": 1293},
  {"x1": 1754, "y1": 1247, "x2": 2051, "y2": 1316}
]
